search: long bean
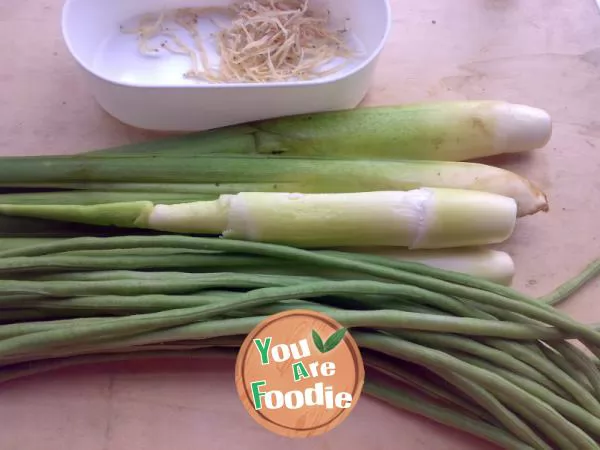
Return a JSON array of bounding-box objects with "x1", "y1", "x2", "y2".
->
[
  {"x1": 0, "y1": 236, "x2": 524, "y2": 297},
  {"x1": 22, "y1": 271, "x2": 499, "y2": 321},
  {"x1": 0, "y1": 304, "x2": 569, "y2": 366},
  {"x1": 0, "y1": 276, "x2": 565, "y2": 340},
  {"x1": 365, "y1": 378, "x2": 536, "y2": 450},
  {"x1": 308, "y1": 289, "x2": 596, "y2": 404},
  {"x1": 457, "y1": 353, "x2": 600, "y2": 439},
  {"x1": 5, "y1": 322, "x2": 596, "y2": 446},
  {"x1": 0, "y1": 294, "x2": 53, "y2": 306},
  {"x1": 34, "y1": 270, "x2": 323, "y2": 283},
  {"x1": 387, "y1": 306, "x2": 587, "y2": 401},
  {"x1": 32, "y1": 296, "x2": 576, "y2": 412},
  {"x1": 9, "y1": 316, "x2": 264, "y2": 363},
  {"x1": 0, "y1": 273, "x2": 319, "y2": 298},
  {"x1": 0, "y1": 236, "x2": 538, "y2": 304},
  {"x1": 0, "y1": 294, "x2": 230, "y2": 312},
  {"x1": 26, "y1": 269, "x2": 499, "y2": 318},
  {"x1": 537, "y1": 343, "x2": 591, "y2": 391},
  {"x1": 361, "y1": 351, "x2": 494, "y2": 422},
  {"x1": 552, "y1": 341, "x2": 600, "y2": 398},
  {"x1": 6, "y1": 238, "x2": 596, "y2": 310},
  {"x1": 3, "y1": 304, "x2": 593, "y2": 448},
  {"x1": 427, "y1": 368, "x2": 551, "y2": 450},
  {"x1": 2, "y1": 236, "x2": 599, "y2": 349},
  {"x1": 3, "y1": 295, "x2": 559, "y2": 351},
  {"x1": 0, "y1": 316, "x2": 112, "y2": 340},
  {"x1": 395, "y1": 331, "x2": 569, "y2": 397},
  {"x1": 29, "y1": 332, "x2": 499, "y2": 431},
  {"x1": 354, "y1": 331, "x2": 598, "y2": 449},
  {"x1": 0, "y1": 235, "x2": 598, "y2": 449},
  {"x1": 0, "y1": 326, "x2": 573, "y2": 450},
  {"x1": 22, "y1": 250, "x2": 375, "y2": 279},
  {"x1": 0, "y1": 277, "x2": 578, "y2": 342},
  {"x1": 0, "y1": 345, "x2": 535, "y2": 450},
  {"x1": 22, "y1": 335, "x2": 501, "y2": 433},
  {"x1": 482, "y1": 338, "x2": 600, "y2": 416},
  {"x1": 0, "y1": 254, "x2": 292, "y2": 274},
  {"x1": 541, "y1": 259, "x2": 600, "y2": 305}
]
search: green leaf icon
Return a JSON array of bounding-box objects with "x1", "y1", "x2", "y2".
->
[
  {"x1": 323, "y1": 328, "x2": 348, "y2": 353},
  {"x1": 312, "y1": 329, "x2": 325, "y2": 353},
  {"x1": 312, "y1": 328, "x2": 348, "y2": 353}
]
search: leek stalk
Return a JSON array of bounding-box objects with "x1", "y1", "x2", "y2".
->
[
  {"x1": 0, "y1": 191, "x2": 211, "y2": 205},
  {"x1": 0, "y1": 155, "x2": 547, "y2": 216},
  {"x1": 0, "y1": 188, "x2": 518, "y2": 249},
  {"x1": 336, "y1": 247, "x2": 515, "y2": 285},
  {"x1": 85, "y1": 101, "x2": 552, "y2": 162}
]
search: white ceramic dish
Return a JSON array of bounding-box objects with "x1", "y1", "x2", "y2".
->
[{"x1": 61, "y1": 0, "x2": 392, "y2": 132}]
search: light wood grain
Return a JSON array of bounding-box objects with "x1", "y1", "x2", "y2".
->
[{"x1": 0, "y1": 1, "x2": 599, "y2": 449}]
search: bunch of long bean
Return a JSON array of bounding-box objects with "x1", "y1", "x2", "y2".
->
[{"x1": 0, "y1": 235, "x2": 599, "y2": 450}]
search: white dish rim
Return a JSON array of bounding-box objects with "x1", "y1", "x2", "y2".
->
[{"x1": 61, "y1": 0, "x2": 393, "y2": 90}]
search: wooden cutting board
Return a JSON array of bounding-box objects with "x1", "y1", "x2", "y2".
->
[{"x1": 0, "y1": 1, "x2": 599, "y2": 449}]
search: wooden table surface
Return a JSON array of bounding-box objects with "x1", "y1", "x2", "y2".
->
[{"x1": 1, "y1": 1, "x2": 599, "y2": 449}]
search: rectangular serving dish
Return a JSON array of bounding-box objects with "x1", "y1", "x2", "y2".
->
[{"x1": 61, "y1": 0, "x2": 392, "y2": 132}]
